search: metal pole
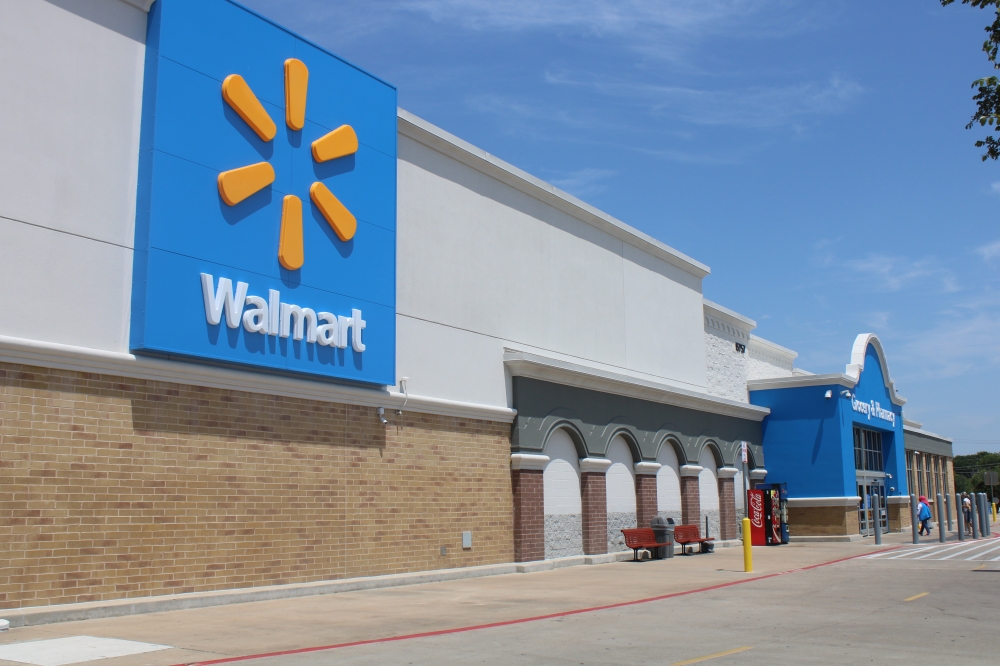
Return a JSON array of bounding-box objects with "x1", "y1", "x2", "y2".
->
[
  {"x1": 873, "y1": 493, "x2": 882, "y2": 545},
  {"x1": 910, "y1": 494, "x2": 919, "y2": 544},
  {"x1": 957, "y1": 494, "x2": 965, "y2": 541},
  {"x1": 981, "y1": 493, "x2": 991, "y2": 537},
  {"x1": 945, "y1": 493, "x2": 952, "y2": 532},
  {"x1": 742, "y1": 517, "x2": 753, "y2": 573},
  {"x1": 936, "y1": 492, "x2": 945, "y2": 543},
  {"x1": 971, "y1": 493, "x2": 980, "y2": 539}
]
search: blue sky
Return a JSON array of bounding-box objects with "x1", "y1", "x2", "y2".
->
[{"x1": 240, "y1": 0, "x2": 1000, "y2": 455}]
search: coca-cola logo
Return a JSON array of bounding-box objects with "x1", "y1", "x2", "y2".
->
[{"x1": 749, "y1": 491, "x2": 764, "y2": 528}]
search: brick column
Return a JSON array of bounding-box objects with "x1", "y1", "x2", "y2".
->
[
  {"x1": 679, "y1": 465, "x2": 703, "y2": 526},
  {"x1": 510, "y1": 454, "x2": 549, "y2": 563},
  {"x1": 717, "y1": 467, "x2": 739, "y2": 540},
  {"x1": 580, "y1": 458, "x2": 612, "y2": 555},
  {"x1": 634, "y1": 462, "x2": 662, "y2": 529}
]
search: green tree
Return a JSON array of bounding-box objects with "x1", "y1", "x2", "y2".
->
[
  {"x1": 953, "y1": 450, "x2": 1000, "y2": 498},
  {"x1": 942, "y1": 0, "x2": 1000, "y2": 159}
]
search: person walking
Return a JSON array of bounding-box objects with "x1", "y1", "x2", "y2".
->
[
  {"x1": 962, "y1": 493, "x2": 973, "y2": 536},
  {"x1": 917, "y1": 495, "x2": 932, "y2": 536}
]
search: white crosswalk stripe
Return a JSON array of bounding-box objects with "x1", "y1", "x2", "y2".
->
[
  {"x1": 937, "y1": 541, "x2": 999, "y2": 560},
  {"x1": 860, "y1": 536, "x2": 1000, "y2": 561},
  {"x1": 912, "y1": 543, "x2": 967, "y2": 559},
  {"x1": 964, "y1": 542, "x2": 1000, "y2": 560}
]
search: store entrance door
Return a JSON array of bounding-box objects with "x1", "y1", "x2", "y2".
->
[{"x1": 857, "y1": 479, "x2": 888, "y2": 537}]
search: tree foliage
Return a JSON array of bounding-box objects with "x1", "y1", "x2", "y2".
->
[
  {"x1": 953, "y1": 450, "x2": 1000, "y2": 497},
  {"x1": 942, "y1": 0, "x2": 1000, "y2": 160}
]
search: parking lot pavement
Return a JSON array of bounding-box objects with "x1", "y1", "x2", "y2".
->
[
  {"x1": 238, "y1": 550, "x2": 998, "y2": 666},
  {"x1": 0, "y1": 531, "x2": 995, "y2": 666}
]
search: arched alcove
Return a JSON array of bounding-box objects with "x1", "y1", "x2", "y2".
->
[
  {"x1": 655, "y1": 438, "x2": 683, "y2": 524},
  {"x1": 543, "y1": 427, "x2": 583, "y2": 559},
  {"x1": 606, "y1": 434, "x2": 636, "y2": 552},
  {"x1": 698, "y1": 446, "x2": 720, "y2": 539}
]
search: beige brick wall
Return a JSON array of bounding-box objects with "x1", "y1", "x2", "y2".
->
[
  {"x1": 0, "y1": 362, "x2": 514, "y2": 610},
  {"x1": 787, "y1": 505, "x2": 859, "y2": 537}
]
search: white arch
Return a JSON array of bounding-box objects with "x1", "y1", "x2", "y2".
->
[
  {"x1": 734, "y1": 467, "x2": 745, "y2": 511},
  {"x1": 606, "y1": 435, "x2": 636, "y2": 514},
  {"x1": 698, "y1": 447, "x2": 719, "y2": 512},
  {"x1": 606, "y1": 435, "x2": 636, "y2": 552},
  {"x1": 656, "y1": 442, "x2": 681, "y2": 514},
  {"x1": 543, "y1": 428, "x2": 581, "y2": 515},
  {"x1": 543, "y1": 428, "x2": 583, "y2": 559},
  {"x1": 846, "y1": 333, "x2": 905, "y2": 406}
]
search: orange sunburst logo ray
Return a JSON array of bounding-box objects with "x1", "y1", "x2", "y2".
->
[{"x1": 217, "y1": 59, "x2": 357, "y2": 271}]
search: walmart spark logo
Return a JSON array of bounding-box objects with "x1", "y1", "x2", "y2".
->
[{"x1": 216, "y1": 58, "x2": 357, "y2": 271}]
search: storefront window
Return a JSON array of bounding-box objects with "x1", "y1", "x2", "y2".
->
[
  {"x1": 852, "y1": 426, "x2": 884, "y2": 473},
  {"x1": 934, "y1": 457, "x2": 942, "y2": 498},
  {"x1": 906, "y1": 451, "x2": 914, "y2": 496},
  {"x1": 916, "y1": 454, "x2": 925, "y2": 495}
]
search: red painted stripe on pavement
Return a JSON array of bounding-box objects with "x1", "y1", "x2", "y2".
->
[{"x1": 177, "y1": 546, "x2": 900, "y2": 666}]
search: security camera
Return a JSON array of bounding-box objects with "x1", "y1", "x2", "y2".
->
[
  {"x1": 840, "y1": 390, "x2": 852, "y2": 398},
  {"x1": 377, "y1": 407, "x2": 388, "y2": 425}
]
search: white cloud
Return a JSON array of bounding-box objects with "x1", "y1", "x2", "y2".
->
[
  {"x1": 399, "y1": 0, "x2": 781, "y2": 37},
  {"x1": 842, "y1": 253, "x2": 958, "y2": 294},
  {"x1": 545, "y1": 71, "x2": 863, "y2": 129},
  {"x1": 548, "y1": 168, "x2": 616, "y2": 198},
  {"x1": 897, "y1": 309, "x2": 1000, "y2": 379},
  {"x1": 976, "y1": 239, "x2": 1000, "y2": 261}
]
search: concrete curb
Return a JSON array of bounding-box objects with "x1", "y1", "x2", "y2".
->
[
  {"x1": 0, "y1": 552, "x2": 634, "y2": 629},
  {"x1": 789, "y1": 535, "x2": 863, "y2": 543}
]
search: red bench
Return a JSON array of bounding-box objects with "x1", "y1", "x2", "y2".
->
[
  {"x1": 674, "y1": 524, "x2": 714, "y2": 554},
  {"x1": 621, "y1": 528, "x2": 665, "y2": 561}
]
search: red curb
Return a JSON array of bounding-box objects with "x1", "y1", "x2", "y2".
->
[{"x1": 177, "y1": 546, "x2": 900, "y2": 665}]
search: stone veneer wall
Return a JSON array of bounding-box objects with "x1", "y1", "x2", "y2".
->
[
  {"x1": 606, "y1": 511, "x2": 636, "y2": 553},
  {"x1": 0, "y1": 362, "x2": 514, "y2": 610},
  {"x1": 704, "y1": 332, "x2": 748, "y2": 403},
  {"x1": 543, "y1": 514, "x2": 582, "y2": 559}
]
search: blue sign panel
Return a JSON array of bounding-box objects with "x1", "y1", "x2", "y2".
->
[
  {"x1": 131, "y1": 0, "x2": 396, "y2": 386},
  {"x1": 749, "y1": 336, "x2": 906, "y2": 500}
]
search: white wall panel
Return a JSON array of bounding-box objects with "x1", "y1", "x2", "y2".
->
[
  {"x1": 543, "y1": 429, "x2": 581, "y2": 515},
  {"x1": 395, "y1": 315, "x2": 509, "y2": 407},
  {"x1": 0, "y1": 0, "x2": 145, "y2": 247},
  {"x1": 656, "y1": 443, "x2": 682, "y2": 513},
  {"x1": 606, "y1": 436, "x2": 636, "y2": 513},
  {"x1": 698, "y1": 448, "x2": 720, "y2": 512},
  {"x1": 0, "y1": 217, "x2": 133, "y2": 351},
  {"x1": 622, "y1": 243, "x2": 706, "y2": 390},
  {"x1": 397, "y1": 133, "x2": 709, "y2": 406},
  {"x1": 398, "y1": 136, "x2": 627, "y2": 366}
]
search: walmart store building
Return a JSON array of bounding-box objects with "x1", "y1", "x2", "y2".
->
[{"x1": 0, "y1": 0, "x2": 952, "y2": 612}]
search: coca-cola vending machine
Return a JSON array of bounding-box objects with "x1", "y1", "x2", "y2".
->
[
  {"x1": 747, "y1": 489, "x2": 767, "y2": 546},
  {"x1": 753, "y1": 483, "x2": 788, "y2": 545}
]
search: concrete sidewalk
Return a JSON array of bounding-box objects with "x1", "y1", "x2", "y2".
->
[{"x1": 0, "y1": 535, "x2": 921, "y2": 666}]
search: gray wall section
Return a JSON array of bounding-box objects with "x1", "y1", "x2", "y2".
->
[
  {"x1": 544, "y1": 514, "x2": 583, "y2": 559},
  {"x1": 904, "y1": 430, "x2": 954, "y2": 458},
  {"x1": 512, "y1": 377, "x2": 763, "y2": 466}
]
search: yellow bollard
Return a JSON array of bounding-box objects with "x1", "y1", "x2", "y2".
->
[{"x1": 742, "y1": 517, "x2": 753, "y2": 573}]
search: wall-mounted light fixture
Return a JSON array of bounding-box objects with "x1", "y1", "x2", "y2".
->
[{"x1": 824, "y1": 390, "x2": 832, "y2": 399}]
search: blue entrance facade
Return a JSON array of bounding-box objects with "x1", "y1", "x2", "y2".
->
[{"x1": 747, "y1": 334, "x2": 908, "y2": 537}]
